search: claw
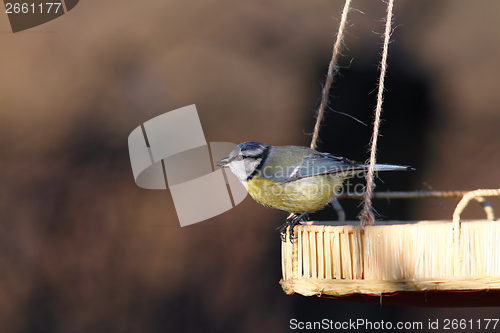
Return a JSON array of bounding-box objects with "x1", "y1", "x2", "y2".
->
[{"x1": 277, "y1": 212, "x2": 309, "y2": 242}]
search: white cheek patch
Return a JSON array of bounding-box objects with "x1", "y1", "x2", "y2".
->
[
  {"x1": 245, "y1": 158, "x2": 261, "y2": 177},
  {"x1": 229, "y1": 159, "x2": 248, "y2": 181}
]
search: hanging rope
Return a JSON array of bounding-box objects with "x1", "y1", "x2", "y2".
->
[
  {"x1": 359, "y1": 0, "x2": 395, "y2": 226},
  {"x1": 310, "y1": 0, "x2": 352, "y2": 150}
]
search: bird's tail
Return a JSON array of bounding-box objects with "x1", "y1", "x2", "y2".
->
[{"x1": 373, "y1": 164, "x2": 415, "y2": 172}]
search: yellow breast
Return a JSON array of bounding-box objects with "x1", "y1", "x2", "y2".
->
[{"x1": 242, "y1": 174, "x2": 346, "y2": 213}]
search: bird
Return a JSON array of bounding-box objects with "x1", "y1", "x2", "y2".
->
[{"x1": 216, "y1": 141, "x2": 413, "y2": 241}]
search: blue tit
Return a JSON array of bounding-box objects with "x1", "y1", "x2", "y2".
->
[{"x1": 216, "y1": 141, "x2": 413, "y2": 241}]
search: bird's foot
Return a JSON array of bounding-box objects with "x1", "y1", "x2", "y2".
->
[{"x1": 277, "y1": 212, "x2": 309, "y2": 242}]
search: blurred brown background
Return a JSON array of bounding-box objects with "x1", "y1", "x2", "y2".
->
[{"x1": 1, "y1": 1, "x2": 500, "y2": 332}]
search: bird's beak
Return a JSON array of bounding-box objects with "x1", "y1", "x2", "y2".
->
[{"x1": 215, "y1": 157, "x2": 229, "y2": 168}]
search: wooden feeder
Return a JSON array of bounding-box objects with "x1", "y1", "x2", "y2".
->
[
  {"x1": 275, "y1": 0, "x2": 500, "y2": 307},
  {"x1": 280, "y1": 189, "x2": 500, "y2": 306}
]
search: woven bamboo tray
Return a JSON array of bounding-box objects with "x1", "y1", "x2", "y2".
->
[{"x1": 280, "y1": 189, "x2": 500, "y2": 306}]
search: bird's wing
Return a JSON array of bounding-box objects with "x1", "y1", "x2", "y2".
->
[
  {"x1": 260, "y1": 151, "x2": 366, "y2": 183},
  {"x1": 295, "y1": 152, "x2": 367, "y2": 180},
  {"x1": 258, "y1": 146, "x2": 412, "y2": 183},
  {"x1": 295, "y1": 152, "x2": 412, "y2": 179}
]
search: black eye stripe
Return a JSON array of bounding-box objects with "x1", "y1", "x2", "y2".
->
[{"x1": 246, "y1": 145, "x2": 270, "y2": 180}]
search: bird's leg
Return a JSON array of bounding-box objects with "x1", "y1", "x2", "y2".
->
[
  {"x1": 277, "y1": 213, "x2": 297, "y2": 242},
  {"x1": 277, "y1": 212, "x2": 309, "y2": 242},
  {"x1": 288, "y1": 212, "x2": 308, "y2": 242}
]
